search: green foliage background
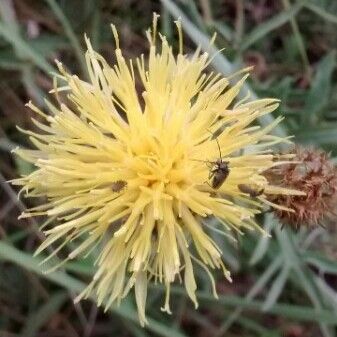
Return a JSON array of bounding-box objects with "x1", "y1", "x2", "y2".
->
[{"x1": 0, "y1": 1, "x2": 337, "y2": 336}]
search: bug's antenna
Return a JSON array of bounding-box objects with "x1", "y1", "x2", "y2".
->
[
  {"x1": 191, "y1": 158, "x2": 208, "y2": 163},
  {"x1": 206, "y1": 128, "x2": 223, "y2": 160},
  {"x1": 215, "y1": 137, "x2": 222, "y2": 161}
]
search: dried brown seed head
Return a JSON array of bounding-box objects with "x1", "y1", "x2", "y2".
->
[{"x1": 265, "y1": 147, "x2": 337, "y2": 229}]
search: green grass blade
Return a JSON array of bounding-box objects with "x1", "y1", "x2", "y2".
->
[
  {"x1": 240, "y1": 3, "x2": 303, "y2": 52},
  {"x1": 296, "y1": 127, "x2": 337, "y2": 145},
  {"x1": 262, "y1": 265, "x2": 289, "y2": 311},
  {"x1": 303, "y1": 51, "x2": 336, "y2": 125},
  {"x1": 0, "y1": 0, "x2": 20, "y2": 35},
  {"x1": 0, "y1": 22, "x2": 54, "y2": 74},
  {"x1": 304, "y1": 251, "x2": 337, "y2": 275},
  {"x1": 214, "y1": 255, "x2": 283, "y2": 336},
  {"x1": 212, "y1": 21, "x2": 233, "y2": 41},
  {"x1": 282, "y1": 0, "x2": 310, "y2": 72},
  {"x1": 249, "y1": 216, "x2": 275, "y2": 266},
  {"x1": 21, "y1": 291, "x2": 68, "y2": 337},
  {"x1": 44, "y1": 0, "x2": 87, "y2": 77},
  {"x1": 304, "y1": 2, "x2": 337, "y2": 25},
  {"x1": 0, "y1": 240, "x2": 85, "y2": 291},
  {"x1": 314, "y1": 277, "x2": 337, "y2": 311},
  {"x1": 275, "y1": 228, "x2": 333, "y2": 336}
]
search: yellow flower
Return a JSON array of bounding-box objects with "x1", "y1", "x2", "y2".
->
[{"x1": 13, "y1": 16, "x2": 301, "y2": 325}]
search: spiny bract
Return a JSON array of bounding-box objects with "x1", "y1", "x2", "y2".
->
[
  {"x1": 13, "y1": 16, "x2": 301, "y2": 325},
  {"x1": 265, "y1": 146, "x2": 337, "y2": 228}
]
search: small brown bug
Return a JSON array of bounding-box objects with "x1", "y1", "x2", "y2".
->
[
  {"x1": 238, "y1": 184, "x2": 264, "y2": 197},
  {"x1": 192, "y1": 133, "x2": 230, "y2": 189},
  {"x1": 209, "y1": 159, "x2": 230, "y2": 189},
  {"x1": 208, "y1": 137, "x2": 230, "y2": 189},
  {"x1": 111, "y1": 180, "x2": 127, "y2": 192}
]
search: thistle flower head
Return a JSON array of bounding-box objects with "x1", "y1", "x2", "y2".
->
[
  {"x1": 265, "y1": 146, "x2": 337, "y2": 229},
  {"x1": 13, "y1": 16, "x2": 299, "y2": 325}
]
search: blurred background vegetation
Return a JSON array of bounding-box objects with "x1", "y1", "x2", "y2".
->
[{"x1": 0, "y1": 0, "x2": 337, "y2": 336}]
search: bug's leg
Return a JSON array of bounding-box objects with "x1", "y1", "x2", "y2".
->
[
  {"x1": 203, "y1": 180, "x2": 212, "y2": 189},
  {"x1": 206, "y1": 161, "x2": 214, "y2": 169},
  {"x1": 209, "y1": 169, "x2": 216, "y2": 180}
]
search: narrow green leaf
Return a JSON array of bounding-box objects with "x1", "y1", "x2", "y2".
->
[
  {"x1": 296, "y1": 127, "x2": 337, "y2": 145},
  {"x1": 21, "y1": 292, "x2": 68, "y2": 337},
  {"x1": 275, "y1": 228, "x2": 332, "y2": 336},
  {"x1": 262, "y1": 266, "x2": 289, "y2": 311},
  {"x1": 184, "y1": 0, "x2": 206, "y2": 32},
  {"x1": 215, "y1": 255, "x2": 283, "y2": 335},
  {"x1": 0, "y1": 241, "x2": 85, "y2": 291},
  {"x1": 314, "y1": 277, "x2": 337, "y2": 312},
  {"x1": 44, "y1": 0, "x2": 87, "y2": 77},
  {"x1": 0, "y1": 0, "x2": 20, "y2": 37},
  {"x1": 212, "y1": 20, "x2": 233, "y2": 41},
  {"x1": 304, "y1": 251, "x2": 337, "y2": 275},
  {"x1": 304, "y1": 51, "x2": 336, "y2": 125},
  {"x1": 0, "y1": 22, "x2": 54, "y2": 74},
  {"x1": 28, "y1": 34, "x2": 68, "y2": 57},
  {"x1": 65, "y1": 259, "x2": 95, "y2": 275},
  {"x1": 282, "y1": 0, "x2": 310, "y2": 73},
  {"x1": 240, "y1": 3, "x2": 303, "y2": 51},
  {"x1": 304, "y1": 2, "x2": 337, "y2": 25},
  {"x1": 249, "y1": 216, "x2": 275, "y2": 266}
]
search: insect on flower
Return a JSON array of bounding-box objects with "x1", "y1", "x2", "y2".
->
[
  {"x1": 111, "y1": 180, "x2": 127, "y2": 192},
  {"x1": 207, "y1": 137, "x2": 230, "y2": 189}
]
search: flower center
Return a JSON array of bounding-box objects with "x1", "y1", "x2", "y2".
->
[{"x1": 126, "y1": 135, "x2": 192, "y2": 192}]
